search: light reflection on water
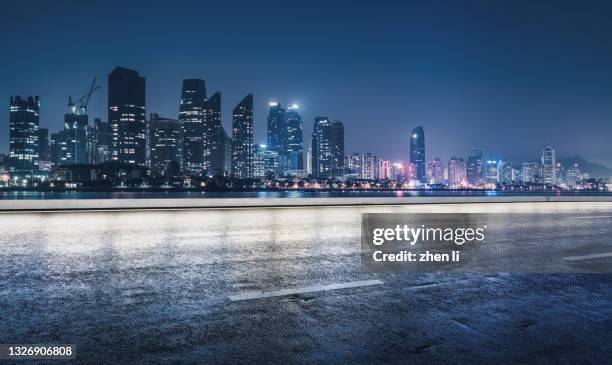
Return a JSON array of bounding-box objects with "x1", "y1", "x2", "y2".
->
[{"x1": 1, "y1": 189, "x2": 611, "y2": 200}]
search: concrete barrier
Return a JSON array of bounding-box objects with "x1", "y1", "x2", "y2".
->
[{"x1": 0, "y1": 195, "x2": 611, "y2": 212}]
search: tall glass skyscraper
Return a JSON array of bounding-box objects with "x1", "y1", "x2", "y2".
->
[
  {"x1": 9, "y1": 95, "x2": 40, "y2": 179},
  {"x1": 541, "y1": 146, "x2": 556, "y2": 185},
  {"x1": 231, "y1": 94, "x2": 254, "y2": 179},
  {"x1": 179, "y1": 79, "x2": 206, "y2": 173},
  {"x1": 148, "y1": 113, "x2": 183, "y2": 177},
  {"x1": 108, "y1": 67, "x2": 146, "y2": 165},
  {"x1": 467, "y1": 148, "x2": 484, "y2": 185},
  {"x1": 409, "y1": 126, "x2": 425, "y2": 182},
  {"x1": 62, "y1": 98, "x2": 89, "y2": 164},
  {"x1": 285, "y1": 104, "x2": 303, "y2": 174},
  {"x1": 330, "y1": 120, "x2": 344, "y2": 177},
  {"x1": 266, "y1": 102, "x2": 287, "y2": 176},
  {"x1": 267, "y1": 102, "x2": 286, "y2": 155},
  {"x1": 310, "y1": 117, "x2": 344, "y2": 179},
  {"x1": 203, "y1": 92, "x2": 222, "y2": 175}
]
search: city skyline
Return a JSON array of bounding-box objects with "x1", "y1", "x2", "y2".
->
[{"x1": 1, "y1": 1, "x2": 611, "y2": 167}]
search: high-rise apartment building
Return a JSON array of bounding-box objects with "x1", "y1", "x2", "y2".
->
[
  {"x1": 447, "y1": 157, "x2": 466, "y2": 187},
  {"x1": 427, "y1": 157, "x2": 444, "y2": 184},
  {"x1": 378, "y1": 159, "x2": 392, "y2": 180}
]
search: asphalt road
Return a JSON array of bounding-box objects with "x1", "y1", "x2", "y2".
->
[{"x1": 0, "y1": 202, "x2": 611, "y2": 364}]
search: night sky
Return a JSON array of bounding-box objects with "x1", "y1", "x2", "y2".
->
[{"x1": 1, "y1": 0, "x2": 611, "y2": 166}]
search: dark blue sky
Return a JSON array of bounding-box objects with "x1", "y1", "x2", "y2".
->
[{"x1": 1, "y1": 0, "x2": 611, "y2": 166}]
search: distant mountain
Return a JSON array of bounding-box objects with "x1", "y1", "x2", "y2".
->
[{"x1": 558, "y1": 156, "x2": 612, "y2": 178}]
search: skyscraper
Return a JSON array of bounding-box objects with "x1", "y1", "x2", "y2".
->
[
  {"x1": 311, "y1": 117, "x2": 331, "y2": 178},
  {"x1": 253, "y1": 144, "x2": 278, "y2": 179},
  {"x1": 410, "y1": 126, "x2": 425, "y2": 182},
  {"x1": 497, "y1": 159, "x2": 513, "y2": 184},
  {"x1": 541, "y1": 146, "x2": 556, "y2": 185},
  {"x1": 92, "y1": 118, "x2": 110, "y2": 164},
  {"x1": 148, "y1": 113, "x2": 183, "y2": 177},
  {"x1": 285, "y1": 104, "x2": 303, "y2": 175},
  {"x1": 310, "y1": 117, "x2": 344, "y2": 179},
  {"x1": 522, "y1": 162, "x2": 542, "y2": 184},
  {"x1": 9, "y1": 96, "x2": 40, "y2": 179},
  {"x1": 179, "y1": 79, "x2": 206, "y2": 173},
  {"x1": 108, "y1": 67, "x2": 146, "y2": 165},
  {"x1": 466, "y1": 148, "x2": 484, "y2": 185},
  {"x1": 361, "y1": 153, "x2": 378, "y2": 180},
  {"x1": 211, "y1": 126, "x2": 231, "y2": 176},
  {"x1": 62, "y1": 97, "x2": 89, "y2": 164},
  {"x1": 447, "y1": 157, "x2": 466, "y2": 187},
  {"x1": 231, "y1": 94, "x2": 254, "y2": 179},
  {"x1": 38, "y1": 128, "x2": 50, "y2": 163},
  {"x1": 203, "y1": 92, "x2": 222, "y2": 175},
  {"x1": 330, "y1": 120, "x2": 344, "y2": 177},
  {"x1": 485, "y1": 160, "x2": 499, "y2": 184},
  {"x1": 267, "y1": 102, "x2": 286, "y2": 156},
  {"x1": 347, "y1": 153, "x2": 362, "y2": 179},
  {"x1": 427, "y1": 157, "x2": 444, "y2": 184}
]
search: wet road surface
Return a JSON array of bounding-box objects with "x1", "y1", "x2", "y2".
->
[{"x1": 1, "y1": 202, "x2": 611, "y2": 364}]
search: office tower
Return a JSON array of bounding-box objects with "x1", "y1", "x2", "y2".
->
[
  {"x1": 497, "y1": 159, "x2": 513, "y2": 184},
  {"x1": 38, "y1": 128, "x2": 50, "y2": 163},
  {"x1": 203, "y1": 92, "x2": 223, "y2": 175},
  {"x1": 485, "y1": 160, "x2": 499, "y2": 183},
  {"x1": 267, "y1": 102, "x2": 286, "y2": 160},
  {"x1": 148, "y1": 113, "x2": 183, "y2": 177},
  {"x1": 448, "y1": 157, "x2": 466, "y2": 187},
  {"x1": 361, "y1": 153, "x2": 378, "y2": 180},
  {"x1": 427, "y1": 157, "x2": 444, "y2": 184},
  {"x1": 541, "y1": 146, "x2": 556, "y2": 185},
  {"x1": 38, "y1": 128, "x2": 52, "y2": 172},
  {"x1": 410, "y1": 126, "x2": 425, "y2": 182},
  {"x1": 522, "y1": 162, "x2": 542, "y2": 184},
  {"x1": 310, "y1": 117, "x2": 344, "y2": 179},
  {"x1": 565, "y1": 163, "x2": 581, "y2": 186},
  {"x1": 211, "y1": 126, "x2": 231, "y2": 176},
  {"x1": 253, "y1": 144, "x2": 279, "y2": 179},
  {"x1": 108, "y1": 66, "x2": 146, "y2": 165},
  {"x1": 9, "y1": 96, "x2": 40, "y2": 179},
  {"x1": 231, "y1": 94, "x2": 254, "y2": 179},
  {"x1": 63, "y1": 97, "x2": 89, "y2": 164},
  {"x1": 179, "y1": 79, "x2": 206, "y2": 173},
  {"x1": 466, "y1": 148, "x2": 484, "y2": 185},
  {"x1": 311, "y1": 117, "x2": 330, "y2": 178},
  {"x1": 285, "y1": 104, "x2": 303, "y2": 174},
  {"x1": 50, "y1": 132, "x2": 66, "y2": 168},
  {"x1": 330, "y1": 120, "x2": 344, "y2": 177},
  {"x1": 378, "y1": 160, "x2": 392, "y2": 180},
  {"x1": 93, "y1": 118, "x2": 110, "y2": 164}
]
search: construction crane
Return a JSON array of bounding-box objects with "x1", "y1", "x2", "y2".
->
[{"x1": 68, "y1": 78, "x2": 100, "y2": 115}]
